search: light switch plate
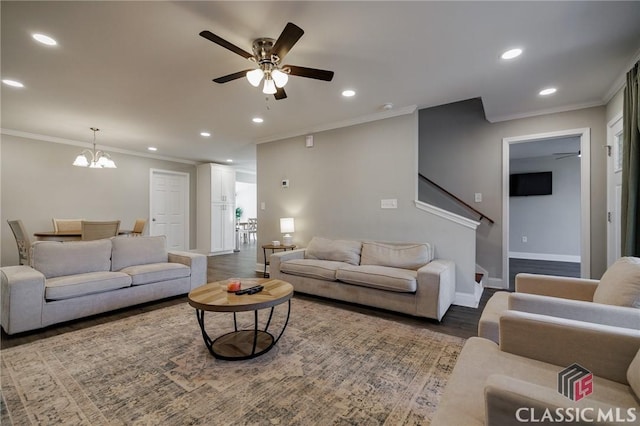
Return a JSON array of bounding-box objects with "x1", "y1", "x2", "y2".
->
[
  {"x1": 475, "y1": 193, "x2": 482, "y2": 202},
  {"x1": 381, "y1": 199, "x2": 398, "y2": 209}
]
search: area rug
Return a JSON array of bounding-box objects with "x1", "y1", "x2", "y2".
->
[{"x1": 1, "y1": 297, "x2": 464, "y2": 425}]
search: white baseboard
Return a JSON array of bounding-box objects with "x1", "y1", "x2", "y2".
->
[
  {"x1": 485, "y1": 277, "x2": 506, "y2": 289},
  {"x1": 509, "y1": 252, "x2": 581, "y2": 263},
  {"x1": 454, "y1": 280, "x2": 484, "y2": 308}
]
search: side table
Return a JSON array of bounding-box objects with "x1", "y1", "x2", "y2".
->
[{"x1": 262, "y1": 244, "x2": 296, "y2": 278}]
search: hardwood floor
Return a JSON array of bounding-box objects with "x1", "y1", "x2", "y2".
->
[
  {"x1": 1, "y1": 242, "x2": 497, "y2": 348},
  {"x1": 508, "y1": 257, "x2": 580, "y2": 290}
]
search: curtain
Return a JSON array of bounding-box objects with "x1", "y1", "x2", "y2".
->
[{"x1": 621, "y1": 61, "x2": 640, "y2": 256}]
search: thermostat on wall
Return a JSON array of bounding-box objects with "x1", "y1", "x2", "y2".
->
[{"x1": 281, "y1": 179, "x2": 289, "y2": 188}]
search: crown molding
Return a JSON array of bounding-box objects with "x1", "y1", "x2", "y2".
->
[
  {"x1": 1, "y1": 128, "x2": 198, "y2": 165},
  {"x1": 255, "y1": 105, "x2": 417, "y2": 144},
  {"x1": 602, "y1": 46, "x2": 640, "y2": 104},
  {"x1": 486, "y1": 100, "x2": 604, "y2": 124}
]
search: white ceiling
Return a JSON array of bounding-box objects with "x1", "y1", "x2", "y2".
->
[{"x1": 2, "y1": 1, "x2": 639, "y2": 172}]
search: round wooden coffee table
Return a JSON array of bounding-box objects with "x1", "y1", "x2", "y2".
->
[{"x1": 188, "y1": 278, "x2": 293, "y2": 360}]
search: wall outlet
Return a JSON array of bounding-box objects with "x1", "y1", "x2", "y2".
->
[
  {"x1": 260, "y1": 202, "x2": 266, "y2": 210},
  {"x1": 475, "y1": 192, "x2": 482, "y2": 202},
  {"x1": 522, "y1": 236, "x2": 527, "y2": 243}
]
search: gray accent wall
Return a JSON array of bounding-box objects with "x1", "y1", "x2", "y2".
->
[
  {"x1": 418, "y1": 98, "x2": 607, "y2": 280},
  {"x1": 1, "y1": 134, "x2": 197, "y2": 266}
]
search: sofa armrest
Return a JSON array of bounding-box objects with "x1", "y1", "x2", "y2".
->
[
  {"x1": 168, "y1": 251, "x2": 207, "y2": 290},
  {"x1": 515, "y1": 273, "x2": 598, "y2": 301},
  {"x1": 484, "y1": 375, "x2": 621, "y2": 426},
  {"x1": 1, "y1": 266, "x2": 46, "y2": 334},
  {"x1": 416, "y1": 259, "x2": 455, "y2": 321},
  {"x1": 269, "y1": 249, "x2": 306, "y2": 279},
  {"x1": 499, "y1": 311, "x2": 640, "y2": 384},
  {"x1": 508, "y1": 292, "x2": 640, "y2": 329}
]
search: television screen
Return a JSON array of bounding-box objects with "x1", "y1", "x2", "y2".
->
[{"x1": 510, "y1": 172, "x2": 552, "y2": 196}]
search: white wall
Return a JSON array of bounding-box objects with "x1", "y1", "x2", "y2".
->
[
  {"x1": 235, "y1": 181, "x2": 257, "y2": 222},
  {"x1": 256, "y1": 111, "x2": 479, "y2": 301},
  {"x1": 1, "y1": 134, "x2": 197, "y2": 266},
  {"x1": 509, "y1": 156, "x2": 581, "y2": 258}
]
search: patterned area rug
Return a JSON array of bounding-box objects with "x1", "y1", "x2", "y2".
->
[{"x1": 1, "y1": 297, "x2": 464, "y2": 425}]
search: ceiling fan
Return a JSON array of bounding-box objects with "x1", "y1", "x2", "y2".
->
[
  {"x1": 554, "y1": 150, "x2": 581, "y2": 159},
  {"x1": 199, "y1": 22, "x2": 334, "y2": 100}
]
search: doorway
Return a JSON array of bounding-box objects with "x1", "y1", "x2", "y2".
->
[
  {"x1": 607, "y1": 114, "x2": 623, "y2": 266},
  {"x1": 149, "y1": 169, "x2": 190, "y2": 251},
  {"x1": 502, "y1": 128, "x2": 591, "y2": 289}
]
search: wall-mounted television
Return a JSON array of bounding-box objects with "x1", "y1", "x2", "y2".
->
[{"x1": 510, "y1": 171, "x2": 552, "y2": 196}]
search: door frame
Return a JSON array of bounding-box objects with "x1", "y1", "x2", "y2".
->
[
  {"x1": 502, "y1": 128, "x2": 591, "y2": 287},
  {"x1": 606, "y1": 113, "x2": 623, "y2": 266},
  {"x1": 149, "y1": 168, "x2": 190, "y2": 250}
]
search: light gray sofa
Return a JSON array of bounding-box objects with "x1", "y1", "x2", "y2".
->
[
  {"x1": 1, "y1": 235, "x2": 207, "y2": 334},
  {"x1": 269, "y1": 237, "x2": 455, "y2": 321},
  {"x1": 432, "y1": 311, "x2": 640, "y2": 426}
]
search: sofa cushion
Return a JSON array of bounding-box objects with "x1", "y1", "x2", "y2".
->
[
  {"x1": 361, "y1": 241, "x2": 432, "y2": 270},
  {"x1": 305, "y1": 237, "x2": 362, "y2": 265},
  {"x1": 593, "y1": 257, "x2": 640, "y2": 308},
  {"x1": 120, "y1": 262, "x2": 190, "y2": 285},
  {"x1": 336, "y1": 265, "x2": 418, "y2": 292},
  {"x1": 45, "y1": 271, "x2": 132, "y2": 300},
  {"x1": 111, "y1": 235, "x2": 168, "y2": 271},
  {"x1": 31, "y1": 240, "x2": 112, "y2": 279},
  {"x1": 280, "y1": 259, "x2": 351, "y2": 281}
]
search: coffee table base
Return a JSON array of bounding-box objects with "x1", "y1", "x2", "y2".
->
[{"x1": 195, "y1": 300, "x2": 290, "y2": 360}]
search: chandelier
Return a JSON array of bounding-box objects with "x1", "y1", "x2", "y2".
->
[
  {"x1": 73, "y1": 127, "x2": 117, "y2": 168},
  {"x1": 245, "y1": 38, "x2": 289, "y2": 94}
]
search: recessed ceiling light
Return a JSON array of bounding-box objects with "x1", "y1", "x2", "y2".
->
[
  {"x1": 539, "y1": 87, "x2": 557, "y2": 96},
  {"x1": 32, "y1": 33, "x2": 57, "y2": 46},
  {"x1": 200, "y1": 131, "x2": 211, "y2": 137},
  {"x1": 501, "y1": 48, "x2": 522, "y2": 60},
  {"x1": 342, "y1": 89, "x2": 356, "y2": 97},
  {"x1": 226, "y1": 159, "x2": 233, "y2": 163},
  {"x1": 147, "y1": 147, "x2": 158, "y2": 152},
  {"x1": 2, "y1": 79, "x2": 24, "y2": 88},
  {"x1": 252, "y1": 117, "x2": 264, "y2": 123}
]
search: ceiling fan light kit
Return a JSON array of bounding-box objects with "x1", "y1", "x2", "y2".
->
[{"x1": 200, "y1": 22, "x2": 334, "y2": 100}]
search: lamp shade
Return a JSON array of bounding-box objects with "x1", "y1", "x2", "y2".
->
[
  {"x1": 272, "y1": 69, "x2": 289, "y2": 88},
  {"x1": 262, "y1": 78, "x2": 277, "y2": 94},
  {"x1": 246, "y1": 69, "x2": 264, "y2": 87},
  {"x1": 280, "y1": 217, "x2": 295, "y2": 234}
]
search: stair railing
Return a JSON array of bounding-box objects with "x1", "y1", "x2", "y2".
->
[{"x1": 418, "y1": 173, "x2": 495, "y2": 224}]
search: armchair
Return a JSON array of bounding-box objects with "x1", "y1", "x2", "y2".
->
[
  {"x1": 479, "y1": 257, "x2": 640, "y2": 343},
  {"x1": 432, "y1": 311, "x2": 640, "y2": 426}
]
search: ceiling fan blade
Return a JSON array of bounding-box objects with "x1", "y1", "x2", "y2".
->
[
  {"x1": 285, "y1": 65, "x2": 334, "y2": 81},
  {"x1": 199, "y1": 30, "x2": 253, "y2": 60},
  {"x1": 271, "y1": 23, "x2": 304, "y2": 61},
  {"x1": 213, "y1": 69, "x2": 253, "y2": 84},
  {"x1": 274, "y1": 87, "x2": 287, "y2": 100}
]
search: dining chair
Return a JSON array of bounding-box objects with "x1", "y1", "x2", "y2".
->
[
  {"x1": 52, "y1": 218, "x2": 84, "y2": 232},
  {"x1": 131, "y1": 218, "x2": 147, "y2": 236},
  {"x1": 246, "y1": 217, "x2": 258, "y2": 242},
  {"x1": 81, "y1": 220, "x2": 120, "y2": 241},
  {"x1": 7, "y1": 219, "x2": 31, "y2": 265}
]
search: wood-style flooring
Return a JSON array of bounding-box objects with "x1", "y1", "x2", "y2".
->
[
  {"x1": 508, "y1": 257, "x2": 580, "y2": 290},
  {"x1": 1, "y1": 242, "x2": 498, "y2": 348}
]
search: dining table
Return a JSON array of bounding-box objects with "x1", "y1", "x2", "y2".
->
[{"x1": 34, "y1": 230, "x2": 133, "y2": 242}]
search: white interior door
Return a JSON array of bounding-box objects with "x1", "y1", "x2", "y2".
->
[
  {"x1": 607, "y1": 115, "x2": 623, "y2": 266},
  {"x1": 150, "y1": 169, "x2": 189, "y2": 251}
]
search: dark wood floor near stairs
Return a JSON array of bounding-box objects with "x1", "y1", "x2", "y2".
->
[
  {"x1": 508, "y1": 258, "x2": 580, "y2": 290},
  {"x1": 1, "y1": 242, "x2": 497, "y2": 348}
]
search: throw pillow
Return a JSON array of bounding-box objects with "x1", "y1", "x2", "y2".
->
[
  {"x1": 305, "y1": 237, "x2": 362, "y2": 265},
  {"x1": 593, "y1": 257, "x2": 640, "y2": 308},
  {"x1": 360, "y1": 241, "x2": 433, "y2": 270}
]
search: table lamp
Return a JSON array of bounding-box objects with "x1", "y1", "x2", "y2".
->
[{"x1": 280, "y1": 217, "x2": 295, "y2": 246}]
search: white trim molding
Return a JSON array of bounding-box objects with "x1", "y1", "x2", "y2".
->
[
  {"x1": 414, "y1": 200, "x2": 480, "y2": 230},
  {"x1": 502, "y1": 128, "x2": 591, "y2": 290},
  {"x1": 509, "y1": 252, "x2": 581, "y2": 263}
]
